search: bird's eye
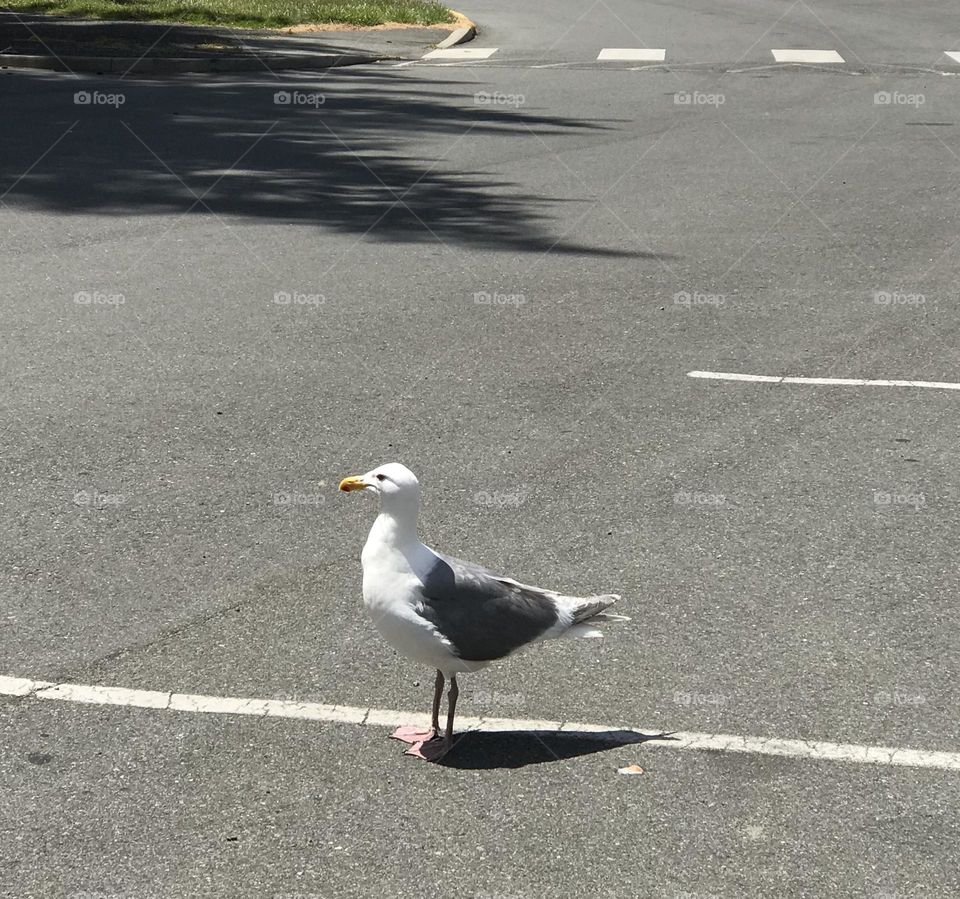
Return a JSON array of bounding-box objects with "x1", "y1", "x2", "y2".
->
[{"x1": 375, "y1": 474, "x2": 386, "y2": 482}]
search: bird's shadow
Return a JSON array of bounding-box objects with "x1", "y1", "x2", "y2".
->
[{"x1": 435, "y1": 729, "x2": 676, "y2": 770}]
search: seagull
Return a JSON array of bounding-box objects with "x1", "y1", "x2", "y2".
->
[{"x1": 338, "y1": 462, "x2": 629, "y2": 761}]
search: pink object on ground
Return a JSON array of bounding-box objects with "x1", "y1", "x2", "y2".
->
[{"x1": 390, "y1": 725, "x2": 437, "y2": 745}]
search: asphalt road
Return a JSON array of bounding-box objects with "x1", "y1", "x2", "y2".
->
[
  {"x1": 2, "y1": 1, "x2": 959, "y2": 897},
  {"x1": 465, "y1": 0, "x2": 957, "y2": 66}
]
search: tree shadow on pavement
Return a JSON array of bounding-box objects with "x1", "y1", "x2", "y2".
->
[
  {"x1": 0, "y1": 66, "x2": 672, "y2": 258},
  {"x1": 0, "y1": 12, "x2": 451, "y2": 56},
  {"x1": 437, "y1": 729, "x2": 676, "y2": 769}
]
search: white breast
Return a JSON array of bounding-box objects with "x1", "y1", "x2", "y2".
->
[{"x1": 360, "y1": 536, "x2": 458, "y2": 671}]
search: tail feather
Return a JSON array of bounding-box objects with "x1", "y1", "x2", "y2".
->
[
  {"x1": 569, "y1": 593, "x2": 627, "y2": 625},
  {"x1": 588, "y1": 610, "x2": 632, "y2": 623},
  {"x1": 561, "y1": 597, "x2": 630, "y2": 640},
  {"x1": 491, "y1": 576, "x2": 629, "y2": 641}
]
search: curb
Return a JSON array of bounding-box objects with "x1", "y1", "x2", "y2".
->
[
  {"x1": 435, "y1": 23, "x2": 476, "y2": 50},
  {"x1": 0, "y1": 50, "x2": 386, "y2": 74}
]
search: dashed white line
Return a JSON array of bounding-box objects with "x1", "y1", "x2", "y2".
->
[
  {"x1": 771, "y1": 49, "x2": 844, "y2": 64},
  {"x1": 421, "y1": 47, "x2": 498, "y2": 61},
  {"x1": 412, "y1": 48, "x2": 955, "y2": 67},
  {"x1": 688, "y1": 370, "x2": 960, "y2": 390},
  {"x1": 2, "y1": 676, "x2": 958, "y2": 771},
  {"x1": 597, "y1": 48, "x2": 667, "y2": 62}
]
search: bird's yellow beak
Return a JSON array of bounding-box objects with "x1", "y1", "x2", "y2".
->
[{"x1": 338, "y1": 475, "x2": 368, "y2": 492}]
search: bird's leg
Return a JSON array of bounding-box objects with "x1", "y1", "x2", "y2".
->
[
  {"x1": 390, "y1": 670, "x2": 444, "y2": 745},
  {"x1": 431, "y1": 669, "x2": 444, "y2": 734},
  {"x1": 444, "y1": 675, "x2": 458, "y2": 744},
  {"x1": 403, "y1": 674, "x2": 458, "y2": 761}
]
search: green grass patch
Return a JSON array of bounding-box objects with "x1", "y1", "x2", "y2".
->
[{"x1": 2, "y1": 0, "x2": 456, "y2": 29}]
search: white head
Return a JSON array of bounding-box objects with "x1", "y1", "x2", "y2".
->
[{"x1": 339, "y1": 462, "x2": 421, "y2": 517}]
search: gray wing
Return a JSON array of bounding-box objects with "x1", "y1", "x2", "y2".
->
[{"x1": 416, "y1": 552, "x2": 560, "y2": 662}]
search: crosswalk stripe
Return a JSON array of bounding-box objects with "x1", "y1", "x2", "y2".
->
[
  {"x1": 771, "y1": 49, "x2": 844, "y2": 63},
  {"x1": 410, "y1": 47, "x2": 958, "y2": 67},
  {"x1": 597, "y1": 48, "x2": 666, "y2": 62}
]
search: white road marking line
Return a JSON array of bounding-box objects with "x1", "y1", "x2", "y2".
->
[
  {"x1": 2, "y1": 676, "x2": 959, "y2": 771},
  {"x1": 168, "y1": 694, "x2": 272, "y2": 716},
  {"x1": 597, "y1": 48, "x2": 666, "y2": 62},
  {"x1": 421, "y1": 47, "x2": 498, "y2": 60},
  {"x1": 38, "y1": 683, "x2": 170, "y2": 708},
  {"x1": 771, "y1": 49, "x2": 844, "y2": 64},
  {"x1": 688, "y1": 370, "x2": 960, "y2": 390},
  {"x1": 946, "y1": 51, "x2": 960, "y2": 64},
  {"x1": 0, "y1": 676, "x2": 49, "y2": 695}
]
